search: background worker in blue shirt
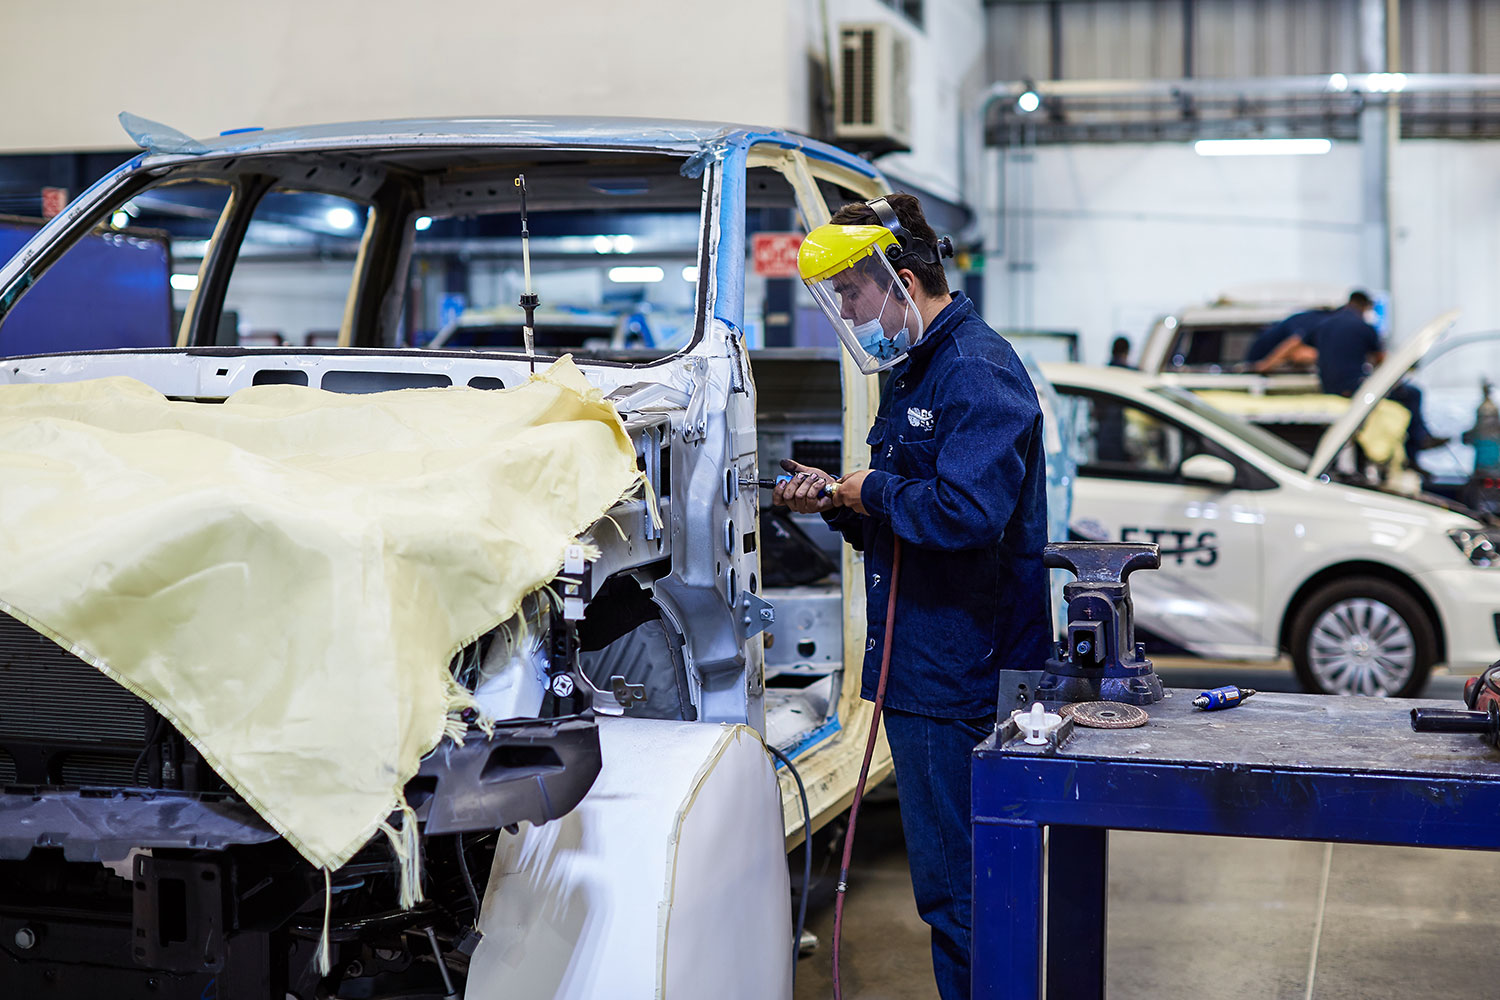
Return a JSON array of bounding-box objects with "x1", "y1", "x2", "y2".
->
[
  {"x1": 775, "y1": 193, "x2": 1051, "y2": 1000},
  {"x1": 1244, "y1": 307, "x2": 1332, "y2": 368},
  {"x1": 1256, "y1": 290, "x2": 1443, "y2": 459}
]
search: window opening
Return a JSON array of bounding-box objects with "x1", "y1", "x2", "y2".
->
[
  {"x1": 215, "y1": 189, "x2": 369, "y2": 348},
  {"x1": 0, "y1": 179, "x2": 231, "y2": 356},
  {"x1": 1059, "y1": 391, "x2": 1207, "y2": 480},
  {"x1": 406, "y1": 167, "x2": 705, "y2": 355}
]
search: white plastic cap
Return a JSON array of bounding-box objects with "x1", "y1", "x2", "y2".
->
[{"x1": 1017, "y1": 701, "x2": 1063, "y2": 746}]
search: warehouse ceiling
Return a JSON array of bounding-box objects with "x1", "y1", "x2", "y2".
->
[{"x1": 984, "y1": 0, "x2": 1500, "y2": 145}]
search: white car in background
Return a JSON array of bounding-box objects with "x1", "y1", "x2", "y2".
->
[
  {"x1": 1138, "y1": 281, "x2": 1346, "y2": 386},
  {"x1": 1042, "y1": 313, "x2": 1500, "y2": 697}
]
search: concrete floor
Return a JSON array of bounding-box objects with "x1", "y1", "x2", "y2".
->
[
  {"x1": 792, "y1": 662, "x2": 1499, "y2": 1000},
  {"x1": 794, "y1": 799, "x2": 1500, "y2": 999}
]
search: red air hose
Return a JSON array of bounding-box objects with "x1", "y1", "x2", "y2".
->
[{"x1": 831, "y1": 536, "x2": 901, "y2": 999}]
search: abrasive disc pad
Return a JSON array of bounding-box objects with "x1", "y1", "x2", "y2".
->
[{"x1": 1061, "y1": 701, "x2": 1148, "y2": 729}]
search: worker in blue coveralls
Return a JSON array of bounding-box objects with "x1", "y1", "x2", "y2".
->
[
  {"x1": 1256, "y1": 291, "x2": 1445, "y2": 459},
  {"x1": 775, "y1": 193, "x2": 1051, "y2": 1000}
]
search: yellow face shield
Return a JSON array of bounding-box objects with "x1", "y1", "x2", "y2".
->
[{"x1": 798, "y1": 225, "x2": 926, "y2": 375}]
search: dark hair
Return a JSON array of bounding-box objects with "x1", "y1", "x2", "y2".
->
[
  {"x1": 1347, "y1": 290, "x2": 1373, "y2": 310},
  {"x1": 829, "y1": 192, "x2": 950, "y2": 298},
  {"x1": 1111, "y1": 336, "x2": 1130, "y2": 357}
]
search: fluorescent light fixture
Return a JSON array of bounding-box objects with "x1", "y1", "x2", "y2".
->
[
  {"x1": 170, "y1": 273, "x2": 199, "y2": 291},
  {"x1": 682, "y1": 265, "x2": 699, "y2": 283},
  {"x1": 1366, "y1": 72, "x2": 1407, "y2": 93},
  {"x1": 592, "y1": 234, "x2": 638, "y2": 253},
  {"x1": 325, "y1": 206, "x2": 357, "y2": 230},
  {"x1": 414, "y1": 216, "x2": 432, "y2": 231},
  {"x1": 1194, "y1": 138, "x2": 1332, "y2": 157},
  {"x1": 1328, "y1": 73, "x2": 1349, "y2": 92},
  {"x1": 110, "y1": 211, "x2": 129, "y2": 229},
  {"x1": 1016, "y1": 91, "x2": 1041, "y2": 114},
  {"x1": 608, "y1": 266, "x2": 664, "y2": 283}
]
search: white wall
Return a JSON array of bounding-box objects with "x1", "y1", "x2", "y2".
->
[
  {"x1": 816, "y1": 0, "x2": 987, "y2": 200},
  {"x1": 984, "y1": 141, "x2": 1365, "y2": 362},
  {"x1": 982, "y1": 139, "x2": 1500, "y2": 366},
  {"x1": 0, "y1": 1, "x2": 804, "y2": 150},
  {"x1": 1391, "y1": 141, "x2": 1500, "y2": 350},
  {"x1": 0, "y1": 1, "x2": 980, "y2": 207},
  {"x1": 1390, "y1": 141, "x2": 1500, "y2": 448}
]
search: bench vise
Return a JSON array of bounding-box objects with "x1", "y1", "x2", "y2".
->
[{"x1": 1032, "y1": 541, "x2": 1164, "y2": 708}]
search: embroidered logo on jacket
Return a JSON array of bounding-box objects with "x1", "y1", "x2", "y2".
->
[{"x1": 906, "y1": 407, "x2": 934, "y2": 430}]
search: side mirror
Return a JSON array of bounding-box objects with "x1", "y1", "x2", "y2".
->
[{"x1": 1180, "y1": 453, "x2": 1237, "y2": 487}]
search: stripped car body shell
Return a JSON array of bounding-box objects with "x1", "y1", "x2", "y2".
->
[{"x1": 0, "y1": 117, "x2": 895, "y2": 998}]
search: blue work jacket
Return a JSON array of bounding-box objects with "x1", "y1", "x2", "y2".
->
[
  {"x1": 1306, "y1": 308, "x2": 1382, "y2": 395},
  {"x1": 824, "y1": 292, "x2": 1052, "y2": 719},
  {"x1": 1245, "y1": 309, "x2": 1331, "y2": 364}
]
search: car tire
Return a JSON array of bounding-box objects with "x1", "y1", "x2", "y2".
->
[{"x1": 1289, "y1": 578, "x2": 1437, "y2": 697}]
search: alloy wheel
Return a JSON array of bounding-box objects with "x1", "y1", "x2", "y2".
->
[{"x1": 1307, "y1": 597, "x2": 1416, "y2": 696}]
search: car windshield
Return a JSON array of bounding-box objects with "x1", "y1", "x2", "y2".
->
[
  {"x1": 0, "y1": 146, "x2": 721, "y2": 358},
  {"x1": 1148, "y1": 384, "x2": 1312, "y2": 471}
]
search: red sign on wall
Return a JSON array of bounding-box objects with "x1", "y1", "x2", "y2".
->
[
  {"x1": 752, "y1": 232, "x2": 804, "y2": 278},
  {"x1": 40, "y1": 187, "x2": 69, "y2": 219}
]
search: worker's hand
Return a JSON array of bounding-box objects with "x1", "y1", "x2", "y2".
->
[
  {"x1": 833, "y1": 469, "x2": 872, "y2": 515},
  {"x1": 1289, "y1": 344, "x2": 1319, "y2": 366},
  {"x1": 773, "y1": 458, "x2": 835, "y2": 514}
]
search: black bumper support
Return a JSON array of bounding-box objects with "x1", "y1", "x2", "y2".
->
[{"x1": 413, "y1": 714, "x2": 602, "y2": 835}]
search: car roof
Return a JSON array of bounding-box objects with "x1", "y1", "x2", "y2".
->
[
  {"x1": 1173, "y1": 303, "x2": 1332, "y2": 327},
  {"x1": 131, "y1": 115, "x2": 882, "y2": 177},
  {"x1": 1038, "y1": 361, "x2": 1159, "y2": 392}
]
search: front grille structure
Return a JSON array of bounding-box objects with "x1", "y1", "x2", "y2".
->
[
  {"x1": 0, "y1": 614, "x2": 152, "y2": 785},
  {"x1": 57, "y1": 752, "x2": 140, "y2": 787}
]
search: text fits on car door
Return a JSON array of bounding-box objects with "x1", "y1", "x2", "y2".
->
[
  {"x1": 1063, "y1": 390, "x2": 1268, "y2": 660},
  {"x1": 1120, "y1": 526, "x2": 1218, "y2": 567}
]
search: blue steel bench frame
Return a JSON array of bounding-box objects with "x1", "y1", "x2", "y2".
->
[{"x1": 970, "y1": 691, "x2": 1500, "y2": 1000}]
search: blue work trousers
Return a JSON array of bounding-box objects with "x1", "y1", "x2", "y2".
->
[
  {"x1": 1388, "y1": 381, "x2": 1432, "y2": 461},
  {"x1": 883, "y1": 707, "x2": 993, "y2": 1000}
]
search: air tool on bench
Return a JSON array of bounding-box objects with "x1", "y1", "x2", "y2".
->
[
  {"x1": 1034, "y1": 541, "x2": 1165, "y2": 708},
  {"x1": 1410, "y1": 660, "x2": 1500, "y2": 748}
]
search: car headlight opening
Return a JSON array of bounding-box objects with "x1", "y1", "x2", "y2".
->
[{"x1": 1450, "y1": 527, "x2": 1500, "y2": 567}]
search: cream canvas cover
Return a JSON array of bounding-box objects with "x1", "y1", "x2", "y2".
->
[{"x1": 0, "y1": 357, "x2": 640, "y2": 871}]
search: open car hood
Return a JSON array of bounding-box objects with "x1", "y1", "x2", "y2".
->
[{"x1": 1305, "y1": 309, "x2": 1460, "y2": 478}]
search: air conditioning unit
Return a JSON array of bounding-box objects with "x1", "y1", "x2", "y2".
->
[{"x1": 835, "y1": 21, "x2": 913, "y2": 154}]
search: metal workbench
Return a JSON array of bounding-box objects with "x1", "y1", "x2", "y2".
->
[{"x1": 970, "y1": 690, "x2": 1500, "y2": 1000}]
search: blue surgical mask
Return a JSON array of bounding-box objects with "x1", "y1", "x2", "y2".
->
[{"x1": 854, "y1": 319, "x2": 909, "y2": 362}]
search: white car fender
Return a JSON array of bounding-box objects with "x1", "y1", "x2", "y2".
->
[
  {"x1": 470, "y1": 718, "x2": 793, "y2": 1000},
  {"x1": 1255, "y1": 479, "x2": 1472, "y2": 646}
]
